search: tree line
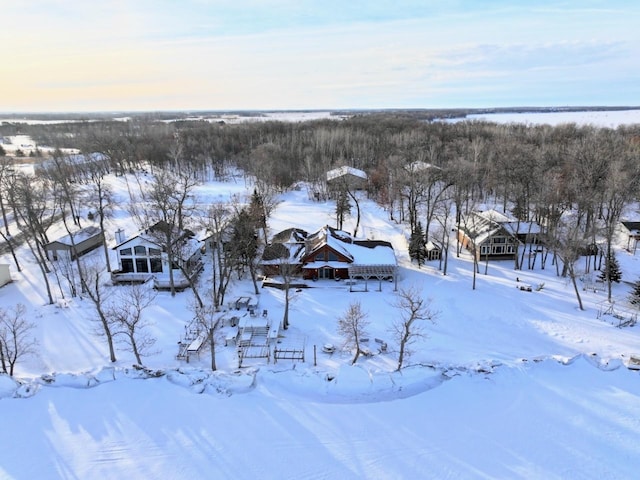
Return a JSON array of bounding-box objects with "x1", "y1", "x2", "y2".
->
[{"x1": 1, "y1": 113, "x2": 640, "y2": 372}]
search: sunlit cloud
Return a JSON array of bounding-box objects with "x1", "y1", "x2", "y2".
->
[{"x1": 1, "y1": 1, "x2": 639, "y2": 111}]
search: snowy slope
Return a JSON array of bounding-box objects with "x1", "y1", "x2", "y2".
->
[{"x1": 0, "y1": 165, "x2": 639, "y2": 478}]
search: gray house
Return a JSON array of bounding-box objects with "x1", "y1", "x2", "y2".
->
[{"x1": 45, "y1": 226, "x2": 104, "y2": 262}]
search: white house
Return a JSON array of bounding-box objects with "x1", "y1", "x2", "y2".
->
[
  {"x1": 111, "y1": 222, "x2": 204, "y2": 289},
  {"x1": 0, "y1": 264, "x2": 11, "y2": 288}
]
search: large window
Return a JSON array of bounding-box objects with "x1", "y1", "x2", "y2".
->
[
  {"x1": 121, "y1": 258, "x2": 134, "y2": 273},
  {"x1": 149, "y1": 247, "x2": 161, "y2": 256},
  {"x1": 150, "y1": 258, "x2": 163, "y2": 273},
  {"x1": 120, "y1": 248, "x2": 132, "y2": 256},
  {"x1": 328, "y1": 251, "x2": 339, "y2": 261},
  {"x1": 134, "y1": 245, "x2": 147, "y2": 255},
  {"x1": 135, "y1": 259, "x2": 149, "y2": 273}
]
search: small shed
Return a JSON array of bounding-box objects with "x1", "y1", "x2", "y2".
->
[
  {"x1": 326, "y1": 166, "x2": 368, "y2": 192},
  {"x1": 425, "y1": 241, "x2": 441, "y2": 261},
  {"x1": 0, "y1": 264, "x2": 11, "y2": 287},
  {"x1": 621, "y1": 221, "x2": 640, "y2": 253},
  {"x1": 45, "y1": 226, "x2": 104, "y2": 262}
]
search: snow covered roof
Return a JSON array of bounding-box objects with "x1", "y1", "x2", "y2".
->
[
  {"x1": 304, "y1": 225, "x2": 396, "y2": 266},
  {"x1": 271, "y1": 227, "x2": 308, "y2": 244},
  {"x1": 48, "y1": 226, "x2": 102, "y2": 246},
  {"x1": 405, "y1": 161, "x2": 442, "y2": 173},
  {"x1": 305, "y1": 226, "x2": 354, "y2": 262},
  {"x1": 261, "y1": 243, "x2": 305, "y2": 264},
  {"x1": 621, "y1": 221, "x2": 640, "y2": 235},
  {"x1": 477, "y1": 209, "x2": 512, "y2": 224},
  {"x1": 349, "y1": 240, "x2": 397, "y2": 266},
  {"x1": 113, "y1": 222, "x2": 202, "y2": 259},
  {"x1": 425, "y1": 240, "x2": 440, "y2": 251},
  {"x1": 503, "y1": 221, "x2": 542, "y2": 236},
  {"x1": 326, "y1": 166, "x2": 368, "y2": 182}
]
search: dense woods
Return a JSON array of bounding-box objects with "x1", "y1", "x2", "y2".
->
[{"x1": 1, "y1": 113, "x2": 640, "y2": 307}]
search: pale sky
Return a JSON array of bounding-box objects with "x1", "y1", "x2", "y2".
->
[{"x1": 2, "y1": 1, "x2": 639, "y2": 112}]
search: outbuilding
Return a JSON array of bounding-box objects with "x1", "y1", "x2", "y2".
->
[{"x1": 44, "y1": 226, "x2": 104, "y2": 262}]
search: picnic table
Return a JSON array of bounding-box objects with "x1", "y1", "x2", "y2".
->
[
  {"x1": 235, "y1": 296, "x2": 251, "y2": 310},
  {"x1": 187, "y1": 333, "x2": 207, "y2": 355}
]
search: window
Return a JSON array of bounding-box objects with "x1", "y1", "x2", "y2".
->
[
  {"x1": 121, "y1": 258, "x2": 134, "y2": 273},
  {"x1": 507, "y1": 245, "x2": 515, "y2": 254},
  {"x1": 493, "y1": 237, "x2": 506, "y2": 244},
  {"x1": 480, "y1": 245, "x2": 489, "y2": 255},
  {"x1": 134, "y1": 245, "x2": 147, "y2": 255},
  {"x1": 328, "y1": 251, "x2": 339, "y2": 262},
  {"x1": 493, "y1": 245, "x2": 505, "y2": 254},
  {"x1": 135, "y1": 259, "x2": 149, "y2": 273},
  {"x1": 149, "y1": 247, "x2": 161, "y2": 256},
  {"x1": 315, "y1": 253, "x2": 325, "y2": 262},
  {"x1": 150, "y1": 258, "x2": 163, "y2": 273},
  {"x1": 120, "y1": 248, "x2": 132, "y2": 256}
]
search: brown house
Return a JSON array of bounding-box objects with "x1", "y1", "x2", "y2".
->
[
  {"x1": 457, "y1": 210, "x2": 519, "y2": 260},
  {"x1": 300, "y1": 226, "x2": 355, "y2": 280},
  {"x1": 261, "y1": 225, "x2": 397, "y2": 286}
]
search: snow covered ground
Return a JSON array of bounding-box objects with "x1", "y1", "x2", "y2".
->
[
  {"x1": 1, "y1": 171, "x2": 639, "y2": 479},
  {"x1": 465, "y1": 109, "x2": 640, "y2": 127},
  {"x1": 2, "y1": 107, "x2": 640, "y2": 477}
]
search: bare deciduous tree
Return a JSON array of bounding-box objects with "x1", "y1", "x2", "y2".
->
[
  {"x1": 192, "y1": 300, "x2": 223, "y2": 371},
  {"x1": 108, "y1": 285, "x2": 157, "y2": 366},
  {"x1": 0, "y1": 303, "x2": 37, "y2": 376},
  {"x1": 337, "y1": 301, "x2": 370, "y2": 365},
  {"x1": 390, "y1": 286, "x2": 438, "y2": 371},
  {"x1": 550, "y1": 216, "x2": 589, "y2": 311},
  {"x1": 79, "y1": 260, "x2": 117, "y2": 362},
  {"x1": 8, "y1": 172, "x2": 56, "y2": 304},
  {"x1": 277, "y1": 258, "x2": 299, "y2": 330},
  {"x1": 86, "y1": 161, "x2": 115, "y2": 272},
  {"x1": 143, "y1": 168, "x2": 200, "y2": 296},
  {"x1": 201, "y1": 203, "x2": 235, "y2": 310}
]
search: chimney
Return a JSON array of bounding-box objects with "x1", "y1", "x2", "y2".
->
[{"x1": 115, "y1": 228, "x2": 125, "y2": 245}]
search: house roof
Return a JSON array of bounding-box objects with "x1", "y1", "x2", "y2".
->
[
  {"x1": 113, "y1": 222, "x2": 202, "y2": 259},
  {"x1": 304, "y1": 225, "x2": 396, "y2": 266},
  {"x1": 477, "y1": 209, "x2": 512, "y2": 224},
  {"x1": 270, "y1": 227, "x2": 308, "y2": 244},
  {"x1": 461, "y1": 210, "x2": 541, "y2": 244},
  {"x1": 621, "y1": 221, "x2": 640, "y2": 234},
  {"x1": 326, "y1": 166, "x2": 368, "y2": 182},
  {"x1": 425, "y1": 240, "x2": 440, "y2": 251},
  {"x1": 261, "y1": 225, "x2": 396, "y2": 268},
  {"x1": 503, "y1": 221, "x2": 542, "y2": 236},
  {"x1": 405, "y1": 161, "x2": 442, "y2": 173},
  {"x1": 47, "y1": 226, "x2": 103, "y2": 247},
  {"x1": 305, "y1": 226, "x2": 354, "y2": 262}
]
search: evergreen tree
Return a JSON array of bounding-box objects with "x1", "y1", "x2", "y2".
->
[
  {"x1": 335, "y1": 189, "x2": 351, "y2": 230},
  {"x1": 409, "y1": 222, "x2": 427, "y2": 267},
  {"x1": 629, "y1": 278, "x2": 640, "y2": 307},
  {"x1": 248, "y1": 189, "x2": 268, "y2": 243},
  {"x1": 599, "y1": 253, "x2": 622, "y2": 283},
  {"x1": 229, "y1": 208, "x2": 259, "y2": 285}
]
